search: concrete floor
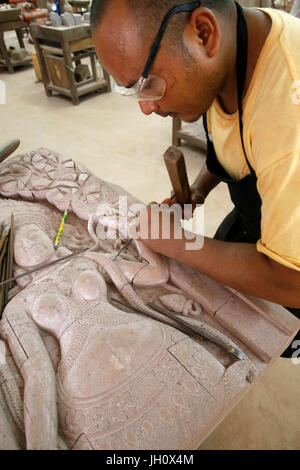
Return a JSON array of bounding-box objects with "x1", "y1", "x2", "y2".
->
[{"x1": 0, "y1": 31, "x2": 299, "y2": 450}]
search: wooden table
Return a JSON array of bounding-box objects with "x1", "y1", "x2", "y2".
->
[
  {"x1": 0, "y1": 9, "x2": 32, "y2": 74},
  {"x1": 30, "y1": 23, "x2": 111, "y2": 105}
]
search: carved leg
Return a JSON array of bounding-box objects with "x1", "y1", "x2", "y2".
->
[
  {"x1": 0, "y1": 398, "x2": 22, "y2": 449},
  {"x1": 0, "y1": 298, "x2": 58, "y2": 450}
]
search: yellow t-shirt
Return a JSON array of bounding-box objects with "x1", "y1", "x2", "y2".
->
[{"x1": 207, "y1": 8, "x2": 300, "y2": 271}]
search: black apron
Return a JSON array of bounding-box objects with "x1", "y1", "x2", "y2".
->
[{"x1": 202, "y1": 1, "x2": 299, "y2": 357}]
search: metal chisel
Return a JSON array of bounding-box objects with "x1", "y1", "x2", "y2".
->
[{"x1": 148, "y1": 301, "x2": 244, "y2": 361}]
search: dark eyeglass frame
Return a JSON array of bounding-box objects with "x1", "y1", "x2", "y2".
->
[
  {"x1": 114, "y1": 1, "x2": 202, "y2": 101},
  {"x1": 142, "y1": 1, "x2": 202, "y2": 79}
]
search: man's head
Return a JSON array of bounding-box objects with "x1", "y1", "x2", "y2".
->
[{"x1": 91, "y1": 0, "x2": 236, "y2": 122}]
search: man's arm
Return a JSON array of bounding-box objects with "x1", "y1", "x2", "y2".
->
[
  {"x1": 138, "y1": 206, "x2": 300, "y2": 308},
  {"x1": 190, "y1": 161, "x2": 220, "y2": 204}
]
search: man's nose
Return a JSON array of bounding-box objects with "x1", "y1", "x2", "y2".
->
[{"x1": 138, "y1": 101, "x2": 159, "y2": 115}]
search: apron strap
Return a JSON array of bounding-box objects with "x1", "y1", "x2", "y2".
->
[
  {"x1": 235, "y1": 1, "x2": 254, "y2": 174},
  {"x1": 203, "y1": 2, "x2": 255, "y2": 175}
]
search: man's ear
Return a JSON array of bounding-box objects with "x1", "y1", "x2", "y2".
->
[{"x1": 183, "y1": 7, "x2": 221, "y2": 58}]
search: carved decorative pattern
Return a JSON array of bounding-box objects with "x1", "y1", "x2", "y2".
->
[{"x1": 1, "y1": 149, "x2": 292, "y2": 451}]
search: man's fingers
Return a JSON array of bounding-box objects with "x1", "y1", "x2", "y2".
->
[{"x1": 161, "y1": 196, "x2": 177, "y2": 207}]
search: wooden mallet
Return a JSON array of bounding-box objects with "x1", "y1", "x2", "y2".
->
[{"x1": 163, "y1": 146, "x2": 191, "y2": 207}]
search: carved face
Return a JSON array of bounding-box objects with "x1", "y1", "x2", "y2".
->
[{"x1": 14, "y1": 223, "x2": 54, "y2": 268}]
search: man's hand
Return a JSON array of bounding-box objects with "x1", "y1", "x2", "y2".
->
[
  {"x1": 133, "y1": 202, "x2": 205, "y2": 261},
  {"x1": 162, "y1": 162, "x2": 219, "y2": 220},
  {"x1": 161, "y1": 184, "x2": 205, "y2": 221},
  {"x1": 134, "y1": 203, "x2": 183, "y2": 253}
]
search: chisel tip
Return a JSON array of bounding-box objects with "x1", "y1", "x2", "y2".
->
[{"x1": 229, "y1": 346, "x2": 244, "y2": 361}]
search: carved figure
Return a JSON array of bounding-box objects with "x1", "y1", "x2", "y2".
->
[
  {"x1": 0, "y1": 233, "x2": 250, "y2": 449},
  {"x1": 0, "y1": 149, "x2": 297, "y2": 450}
]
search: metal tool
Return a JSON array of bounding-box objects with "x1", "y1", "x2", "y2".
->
[
  {"x1": 110, "y1": 296, "x2": 208, "y2": 339},
  {"x1": 148, "y1": 301, "x2": 244, "y2": 360},
  {"x1": 163, "y1": 146, "x2": 191, "y2": 207},
  {"x1": 0, "y1": 139, "x2": 20, "y2": 164},
  {"x1": 110, "y1": 297, "x2": 244, "y2": 361},
  {"x1": 0, "y1": 215, "x2": 14, "y2": 319},
  {"x1": 0, "y1": 246, "x2": 90, "y2": 287},
  {"x1": 112, "y1": 238, "x2": 134, "y2": 261}
]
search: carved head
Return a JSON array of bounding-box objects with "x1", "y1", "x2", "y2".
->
[{"x1": 14, "y1": 223, "x2": 55, "y2": 268}]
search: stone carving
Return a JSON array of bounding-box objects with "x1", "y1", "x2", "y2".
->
[
  {"x1": 159, "y1": 294, "x2": 202, "y2": 318},
  {"x1": 0, "y1": 149, "x2": 298, "y2": 450}
]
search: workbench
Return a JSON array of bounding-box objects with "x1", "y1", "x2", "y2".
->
[
  {"x1": 30, "y1": 23, "x2": 111, "y2": 105},
  {"x1": 0, "y1": 8, "x2": 32, "y2": 73}
]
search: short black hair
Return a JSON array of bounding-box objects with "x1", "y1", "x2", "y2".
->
[{"x1": 91, "y1": 0, "x2": 235, "y2": 46}]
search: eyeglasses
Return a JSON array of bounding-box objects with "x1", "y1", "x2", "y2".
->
[{"x1": 114, "y1": 1, "x2": 201, "y2": 101}]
